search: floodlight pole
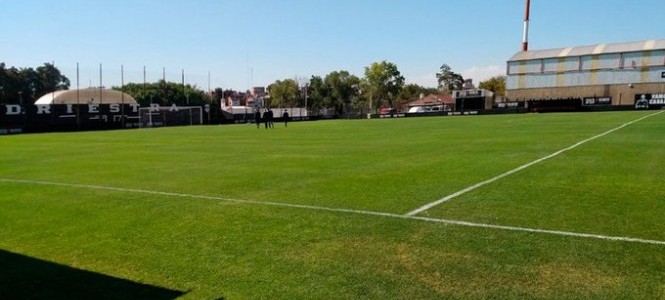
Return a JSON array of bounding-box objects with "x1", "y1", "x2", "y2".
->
[
  {"x1": 149, "y1": 95, "x2": 153, "y2": 127},
  {"x1": 99, "y1": 63, "x2": 103, "y2": 104},
  {"x1": 121, "y1": 64, "x2": 125, "y2": 128},
  {"x1": 76, "y1": 62, "x2": 80, "y2": 129},
  {"x1": 18, "y1": 91, "x2": 24, "y2": 128},
  {"x1": 304, "y1": 84, "x2": 308, "y2": 119}
]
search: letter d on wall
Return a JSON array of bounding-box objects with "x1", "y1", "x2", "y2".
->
[{"x1": 5, "y1": 105, "x2": 21, "y2": 115}]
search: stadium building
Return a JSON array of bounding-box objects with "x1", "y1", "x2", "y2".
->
[
  {"x1": 34, "y1": 89, "x2": 138, "y2": 105},
  {"x1": 505, "y1": 39, "x2": 665, "y2": 111}
]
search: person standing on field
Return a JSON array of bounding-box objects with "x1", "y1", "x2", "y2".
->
[
  {"x1": 282, "y1": 109, "x2": 289, "y2": 127},
  {"x1": 254, "y1": 109, "x2": 261, "y2": 129},
  {"x1": 268, "y1": 109, "x2": 275, "y2": 128},
  {"x1": 263, "y1": 109, "x2": 269, "y2": 129}
]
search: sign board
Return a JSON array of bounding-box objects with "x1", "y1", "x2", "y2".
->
[
  {"x1": 634, "y1": 94, "x2": 665, "y2": 109},
  {"x1": 583, "y1": 97, "x2": 611, "y2": 106}
]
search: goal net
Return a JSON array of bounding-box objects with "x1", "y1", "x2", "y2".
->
[{"x1": 139, "y1": 106, "x2": 203, "y2": 128}]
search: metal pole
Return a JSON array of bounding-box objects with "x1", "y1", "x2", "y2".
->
[
  {"x1": 162, "y1": 67, "x2": 166, "y2": 105},
  {"x1": 99, "y1": 63, "x2": 103, "y2": 104},
  {"x1": 76, "y1": 62, "x2": 80, "y2": 129},
  {"x1": 51, "y1": 61, "x2": 55, "y2": 103},
  {"x1": 304, "y1": 84, "x2": 308, "y2": 118},
  {"x1": 121, "y1": 64, "x2": 125, "y2": 128},
  {"x1": 18, "y1": 91, "x2": 24, "y2": 130},
  {"x1": 142, "y1": 66, "x2": 146, "y2": 129},
  {"x1": 149, "y1": 95, "x2": 153, "y2": 127}
]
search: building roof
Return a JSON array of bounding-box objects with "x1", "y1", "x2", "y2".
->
[
  {"x1": 509, "y1": 39, "x2": 665, "y2": 62},
  {"x1": 34, "y1": 89, "x2": 138, "y2": 105},
  {"x1": 405, "y1": 93, "x2": 455, "y2": 107}
]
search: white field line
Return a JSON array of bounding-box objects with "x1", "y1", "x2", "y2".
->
[
  {"x1": 1, "y1": 177, "x2": 665, "y2": 246},
  {"x1": 404, "y1": 110, "x2": 665, "y2": 217}
]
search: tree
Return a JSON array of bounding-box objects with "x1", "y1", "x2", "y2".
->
[
  {"x1": 436, "y1": 64, "x2": 464, "y2": 92},
  {"x1": 35, "y1": 63, "x2": 70, "y2": 95},
  {"x1": 324, "y1": 70, "x2": 360, "y2": 116},
  {"x1": 479, "y1": 75, "x2": 506, "y2": 97},
  {"x1": 115, "y1": 80, "x2": 208, "y2": 107},
  {"x1": 267, "y1": 79, "x2": 299, "y2": 108},
  {"x1": 399, "y1": 84, "x2": 437, "y2": 102},
  {"x1": 211, "y1": 88, "x2": 225, "y2": 104},
  {"x1": 0, "y1": 63, "x2": 23, "y2": 104},
  {"x1": 307, "y1": 76, "x2": 328, "y2": 112},
  {"x1": 0, "y1": 62, "x2": 70, "y2": 104},
  {"x1": 363, "y1": 61, "x2": 405, "y2": 110}
]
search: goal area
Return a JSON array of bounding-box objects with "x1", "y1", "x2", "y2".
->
[{"x1": 139, "y1": 106, "x2": 202, "y2": 128}]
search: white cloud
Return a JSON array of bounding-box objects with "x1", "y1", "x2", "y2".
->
[
  {"x1": 406, "y1": 73, "x2": 438, "y2": 88},
  {"x1": 461, "y1": 65, "x2": 505, "y2": 83}
]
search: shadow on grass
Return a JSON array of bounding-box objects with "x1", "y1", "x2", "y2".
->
[{"x1": 0, "y1": 249, "x2": 186, "y2": 300}]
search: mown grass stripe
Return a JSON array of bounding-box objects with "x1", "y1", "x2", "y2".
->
[
  {"x1": 2, "y1": 177, "x2": 664, "y2": 246},
  {"x1": 404, "y1": 110, "x2": 665, "y2": 217}
]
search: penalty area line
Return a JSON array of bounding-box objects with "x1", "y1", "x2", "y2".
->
[
  {"x1": 404, "y1": 110, "x2": 665, "y2": 217},
  {"x1": 1, "y1": 178, "x2": 665, "y2": 246}
]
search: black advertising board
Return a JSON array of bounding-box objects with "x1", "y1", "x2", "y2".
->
[
  {"x1": 1, "y1": 103, "x2": 219, "y2": 134},
  {"x1": 583, "y1": 96, "x2": 611, "y2": 106},
  {"x1": 634, "y1": 94, "x2": 665, "y2": 109}
]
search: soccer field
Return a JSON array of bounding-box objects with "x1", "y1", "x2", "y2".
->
[{"x1": 1, "y1": 111, "x2": 664, "y2": 299}]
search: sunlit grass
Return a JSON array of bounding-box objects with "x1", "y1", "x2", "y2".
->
[{"x1": 1, "y1": 111, "x2": 663, "y2": 299}]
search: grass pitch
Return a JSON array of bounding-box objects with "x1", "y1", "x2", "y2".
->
[{"x1": 1, "y1": 111, "x2": 664, "y2": 299}]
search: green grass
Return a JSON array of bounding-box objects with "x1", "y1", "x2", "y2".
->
[{"x1": 1, "y1": 111, "x2": 664, "y2": 299}]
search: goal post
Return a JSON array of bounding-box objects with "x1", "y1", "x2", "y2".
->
[{"x1": 139, "y1": 106, "x2": 202, "y2": 128}]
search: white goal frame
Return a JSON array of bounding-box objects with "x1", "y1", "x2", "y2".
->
[{"x1": 139, "y1": 106, "x2": 203, "y2": 128}]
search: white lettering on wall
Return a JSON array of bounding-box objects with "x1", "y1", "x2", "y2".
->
[
  {"x1": 88, "y1": 104, "x2": 99, "y2": 113},
  {"x1": 36, "y1": 105, "x2": 51, "y2": 114},
  {"x1": 5, "y1": 105, "x2": 21, "y2": 115},
  {"x1": 130, "y1": 104, "x2": 140, "y2": 113},
  {"x1": 109, "y1": 104, "x2": 120, "y2": 113}
]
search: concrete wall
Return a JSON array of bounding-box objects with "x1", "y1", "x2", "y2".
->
[{"x1": 506, "y1": 82, "x2": 665, "y2": 105}]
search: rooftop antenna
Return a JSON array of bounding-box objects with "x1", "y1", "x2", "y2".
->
[{"x1": 522, "y1": 0, "x2": 531, "y2": 51}]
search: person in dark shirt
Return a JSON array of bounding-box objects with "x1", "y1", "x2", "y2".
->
[
  {"x1": 262, "y1": 109, "x2": 269, "y2": 129},
  {"x1": 254, "y1": 110, "x2": 261, "y2": 129},
  {"x1": 268, "y1": 109, "x2": 274, "y2": 128},
  {"x1": 282, "y1": 110, "x2": 289, "y2": 127}
]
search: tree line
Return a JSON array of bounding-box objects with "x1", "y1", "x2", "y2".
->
[
  {"x1": 0, "y1": 63, "x2": 70, "y2": 105},
  {"x1": 268, "y1": 61, "x2": 506, "y2": 117},
  {"x1": 1, "y1": 61, "x2": 506, "y2": 115}
]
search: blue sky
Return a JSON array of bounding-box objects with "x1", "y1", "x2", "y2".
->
[{"x1": 2, "y1": 0, "x2": 664, "y2": 91}]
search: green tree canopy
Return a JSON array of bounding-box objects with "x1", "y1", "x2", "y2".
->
[
  {"x1": 324, "y1": 70, "x2": 360, "y2": 116},
  {"x1": 307, "y1": 75, "x2": 328, "y2": 111},
  {"x1": 436, "y1": 64, "x2": 464, "y2": 92},
  {"x1": 0, "y1": 62, "x2": 70, "y2": 104},
  {"x1": 363, "y1": 61, "x2": 405, "y2": 110},
  {"x1": 399, "y1": 84, "x2": 438, "y2": 103},
  {"x1": 479, "y1": 75, "x2": 506, "y2": 97},
  {"x1": 115, "y1": 80, "x2": 210, "y2": 107},
  {"x1": 267, "y1": 79, "x2": 299, "y2": 108}
]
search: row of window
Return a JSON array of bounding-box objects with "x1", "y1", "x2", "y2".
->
[{"x1": 508, "y1": 51, "x2": 665, "y2": 75}]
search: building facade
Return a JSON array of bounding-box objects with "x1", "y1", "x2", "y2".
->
[{"x1": 506, "y1": 39, "x2": 665, "y2": 110}]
